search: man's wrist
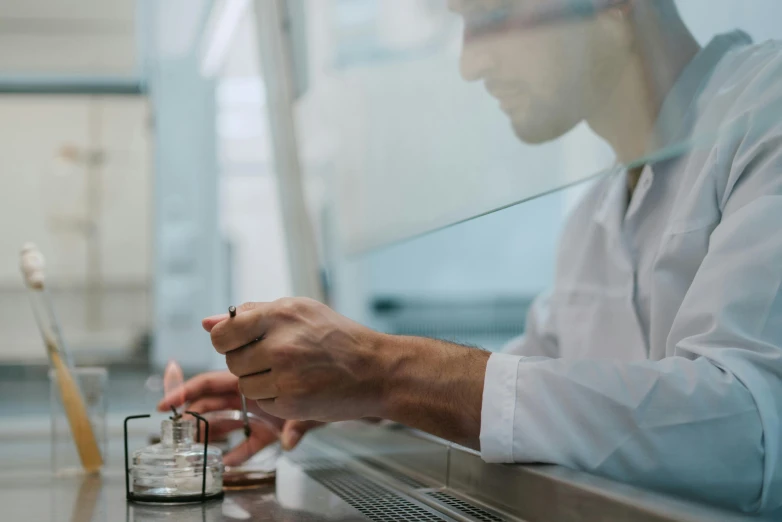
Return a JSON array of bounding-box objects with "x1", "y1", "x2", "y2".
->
[
  {"x1": 371, "y1": 333, "x2": 491, "y2": 448},
  {"x1": 370, "y1": 332, "x2": 413, "y2": 420}
]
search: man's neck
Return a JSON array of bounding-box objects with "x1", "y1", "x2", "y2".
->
[{"x1": 586, "y1": 5, "x2": 701, "y2": 173}]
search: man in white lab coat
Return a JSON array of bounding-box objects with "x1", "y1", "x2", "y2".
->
[{"x1": 160, "y1": 0, "x2": 782, "y2": 513}]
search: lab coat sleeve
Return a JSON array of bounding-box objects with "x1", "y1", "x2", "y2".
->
[
  {"x1": 500, "y1": 290, "x2": 560, "y2": 357},
  {"x1": 484, "y1": 293, "x2": 561, "y2": 459},
  {"x1": 481, "y1": 167, "x2": 782, "y2": 513},
  {"x1": 484, "y1": 292, "x2": 560, "y2": 460}
]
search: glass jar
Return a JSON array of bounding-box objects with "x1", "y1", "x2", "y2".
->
[{"x1": 130, "y1": 418, "x2": 224, "y2": 502}]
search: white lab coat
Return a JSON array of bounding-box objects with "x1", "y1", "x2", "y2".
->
[{"x1": 480, "y1": 32, "x2": 782, "y2": 514}]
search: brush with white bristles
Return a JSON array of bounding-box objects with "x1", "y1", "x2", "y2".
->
[{"x1": 20, "y1": 243, "x2": 103, "y2": 473}]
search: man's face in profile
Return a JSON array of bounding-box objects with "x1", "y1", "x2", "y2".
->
[{"x1": 450, "y1": 0, "x2": 630, "y2": 144}]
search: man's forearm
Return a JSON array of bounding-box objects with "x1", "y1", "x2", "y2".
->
[{"x1": 375, "y1": 334, "x2": 490, "y2": 449}]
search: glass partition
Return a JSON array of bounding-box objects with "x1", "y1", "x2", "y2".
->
[{"x1": 296, "y1": 0, "x2": 782, "y2": 253}]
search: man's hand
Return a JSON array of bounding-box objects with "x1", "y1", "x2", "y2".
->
[
  {"x1": 157, "y1": 370, "x2": 322, "y2": 464},
  {"x1": 205, "y1": 298, "x2": 491, "y2": 449},
  {"x1": 204, "y1": 298, "x2": 392, "y2": 422}
]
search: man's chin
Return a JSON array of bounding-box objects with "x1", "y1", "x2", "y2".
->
[{"x1": 510, "y1": 119, "x2": 566, "y2": 145}]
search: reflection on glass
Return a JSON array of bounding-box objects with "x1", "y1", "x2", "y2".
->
[{"x1": 295, "y1": 0, "x2": 782, "y2": 252}]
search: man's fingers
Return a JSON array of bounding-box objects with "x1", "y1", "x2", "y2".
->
[
  {"x1": 281, "y1": 420, "x2": 323, "y2": 451},
  {"x1": 202, "y1": 314, "x2": 229, "y2": 333},
  {"x1": 239, "y1": 373, "x2": 278, "y2": 400},
  {"x1": 203, "y1": 302, "x2": 262, "y2": 332},
  {"x1": 223, "y1": 426, "x2": 280, "y2": 467},
  {"x1": 193, "y1": 418, "x2": 240, "y2": 441},
  {"x1": 226, "y1": 339, "x2": 272, "y2": 377},
  {"x1": 188, "y1": 396, "x2": 242, "y2": 414},
  {"x1": 157, "y1": 371, "x2": 238, "y2": 411},
  {"x1": 256, "y1": 398, "x2": 304, "y2": 423},
  {"x1": 210, "y1": 302, "x2": 274, "y2": 354}
]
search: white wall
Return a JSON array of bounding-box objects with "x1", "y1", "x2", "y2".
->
[
  {"x1": 0, "y1": 0, "x2": 138, "y2": 76},
  {"x1": 0, "y1": 95, "x2": 151, "y2": 363}
]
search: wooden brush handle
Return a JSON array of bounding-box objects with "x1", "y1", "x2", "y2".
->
[
  {"x1": 21, "y1": 243, "x2": 103, "y2": 472},
  {"x1": 50, "y1": 347, "x2": 104, "y2": 473}
]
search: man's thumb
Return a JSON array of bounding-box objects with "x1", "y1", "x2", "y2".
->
[{"x1": 281, "y1": 420, "x2": 322, "y2": 451}]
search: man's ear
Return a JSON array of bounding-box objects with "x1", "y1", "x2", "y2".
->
[
  {"x1": 602, "y1": 0, "x2": 632, "y2": 15},
  {"x1": 595, "y1": 0, "x2": 635, "y2": 47},
  {"x1": 600, "y1": 0, "x2": 632, "y2": 19}
]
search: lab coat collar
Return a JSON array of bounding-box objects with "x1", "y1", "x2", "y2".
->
[
  {"x1": 594, "y1": 167, "x2": 628, "y2": 229},
  {"x1": 651, "y1": 30, "x2": 753, "y2": 153}
]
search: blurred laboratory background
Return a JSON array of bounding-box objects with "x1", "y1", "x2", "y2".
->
[{"x1": 1, "y1": 0, "x2": 780, "y2": 424}]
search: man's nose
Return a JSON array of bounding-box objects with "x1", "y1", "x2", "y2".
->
[{"x1": 459, "y1": 39, "x2": 494, "y2": 82}]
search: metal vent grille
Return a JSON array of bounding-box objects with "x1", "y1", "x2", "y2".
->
[
  {"x1": 426, "y1": 492, "x2": 506, "y2": 522},
  {"x1": 294, "y1": 457, "x2": 348, "y2": 471},
  {"x1": 356, "y1": 457, "x2": 429, "y2": 489},
  {"x1": 306, "y1": 466, "x2": 448, "y2": 521}
]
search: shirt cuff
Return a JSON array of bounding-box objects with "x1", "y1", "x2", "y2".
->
[{"x1": 480, "y1": 352, "x2": 522, "y2": 463}]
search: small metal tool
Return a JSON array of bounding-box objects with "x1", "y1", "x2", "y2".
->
[{"x1": 229, "y1": 306, "x2": 252, "y2": 439}]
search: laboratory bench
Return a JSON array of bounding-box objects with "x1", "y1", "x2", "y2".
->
[{"x1": 0, "y1": 420, "x2": 772, "y2": 522}]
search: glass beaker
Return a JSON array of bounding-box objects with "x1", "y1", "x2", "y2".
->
[{"x1": 49, "y1": 367, "x2": 108, "y2": 475}]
